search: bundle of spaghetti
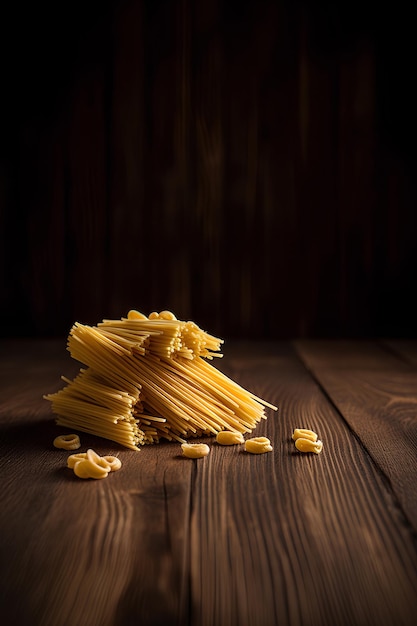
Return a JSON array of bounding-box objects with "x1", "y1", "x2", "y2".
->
[
  {"x1": 133, "y1": 354, "x2": 272, "y2": 439},
  {"x1": 45, "y1": 368, "x2": 145, "y2": 450},
  {"x1": 67, "y1": 322, "x2": 149, "y2": 395},
  {"x1": 45, "y1": 310, "x2": 277, "y2": 449},
  {"x1": 97, "y1": 316, "x2": 223, "y2": 361}
]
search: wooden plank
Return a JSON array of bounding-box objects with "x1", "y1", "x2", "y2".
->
[
  {"x1": 382, "y1": 339, "x2": 417, "y2": 367},
  {"x1": 294, "y1": 338, "x2": 412, "y2": 370},
  {"x1": 6, "y1": 3, "x2": 417, "y2": 342},
  {"x1": 66, "y1": 55, "x2": 109, "y2": 325},
  {"x1": 0, "y1": 340, "x2": 192, "y2": 626},
  {"x1": 295, "y1": 339, "x2": 417, "y2": 531},
  {"x1": 1, "y1": 340, "x2": 417, "y2": 625},
  {"x1": 189, "y1": 341, "x2": 417, "y2": 626},
  {"x1": 106, "y1": 0, "x2": 148, "y2": 318},
  {"x1": 0, "y1": 442, "x2": 192, "y2": 626},
  {"x1": 0, "y1": 340, "x2": 78, "y2": 415}
]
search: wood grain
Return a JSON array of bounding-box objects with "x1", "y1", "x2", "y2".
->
[
  {"x1": 382, "y1": 339, "x2": 417, "y2": 368},
  {"x1": 191, "y1": 342, "x2": 417, "y2": 626},
  {"x1": 2, "y1": 1, "x2": 417, "y2": 340},
  {"x1": 1, "y1": 340, "x2": 417, "y2": 625},
  {"x1": 295, "y1": 339, "x2": 417, "y2": 531},
  {"x1": 0, "y1": 341, "x2": 193, "y2": 625}
]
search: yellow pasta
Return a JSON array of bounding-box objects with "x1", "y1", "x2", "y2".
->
[
  {"x1": 292, "y1": 428, "x2": 317, "y2": 443},
  {"x1": 67, "y1": 452, "x2": 87, "y2": 468},
  {"x1": 102, "y1": 455, "x2": 122, "y2": 471},
  {"x1": 292, "y1": 427, "x2": 323, "y2": 454},
  {"x1": 181, "y1": 443, "x2": 210, "y2": 458},
  {"x1": 86, "y1": 448, "x2": 112, "y2": 471},
  {"x1": 73, "y1": 459, "x2": 108, "y2": 480},
  {"x1": 216, "y1": 431, "x2": 245, "y2": 445},
  {"x1": 53, "y1": 434, "x2": 81, "y2": 450},
  {"x1": 67, "y1": 450, "x2": 122, "y2": 477},
  {"x1": 244, "y1": 436, "x2": 273, "y2": 454},
  {"x1": 45, "y1": 310, "x2": 277, "y2": 450},
  {"x1": 294, "y1": 438, "x2": 323, "y2": 454}
]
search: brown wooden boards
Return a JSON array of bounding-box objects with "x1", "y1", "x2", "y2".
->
[
  {"x1": 383, "y1": 339, "x2": 417, "y2": 368},
  {"x1": 0, "y1": 340, "x2": 192, "y2": 626},
  {"x1": 190, "y1": 342, "x2": 417, "y2": 626},
  {"x1": 295, "y1": 339, "x2": 417, "y2": 532},
  {"x1": 1, "y1": 340, "x2": 417, "y2": 625}
]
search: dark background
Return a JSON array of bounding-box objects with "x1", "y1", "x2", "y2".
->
[{"x1": 0, "y1": 0, "x2": 416, "y2": 340}]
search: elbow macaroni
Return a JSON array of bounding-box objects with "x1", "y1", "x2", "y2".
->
[
  {"x1": 294, "y1": 437, "x2": 323, "y2": 454},
  {"x1": 244, "y1": 436, "x2": 273, "y2": 454},
  {"x1": 216, "y1": 431, "x2": 245, "y2": 445},
  {"x1": 53, "y1": 434, "x2": 81, "y2": 450},
  {"x1": 181, "y1": 443, "x2": 210, "y2": 458},
  {"x1": 292, "y1": 428, "x2": 317, "y2": 443},
  {"x1": 102, "y1": 455, "x2": 122, "y2": 471},
  {"x1": 66, "y1": 452, "x2": 87, "y2": 468},
  {"x1": 67, "y1": 449, "x2": 122, "y2": 479},
  {"x1": 73, "y1": 458, "x2": 108, "y2": 479},
  {"x1": 292, "y1": 428, "x2": 323, "y2": 454}
]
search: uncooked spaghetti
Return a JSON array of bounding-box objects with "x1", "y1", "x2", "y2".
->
[{"x1": 44, "y1": 310, "x2": 277, "y2": 450}]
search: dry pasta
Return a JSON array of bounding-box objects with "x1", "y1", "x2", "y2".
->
[
  {"x1": 292, "y1": 427, "x2": 323, "y2": 454},
  {"x1": 69, "y1": 449, "x2": 122, "y2": 479},
  {"x1": 181, "y1": 443, "x2": 210, "y2": 458},
  {"x1": 53, "y1": 434, "x2": 81, "y2": 450},
  {"x1": 292, "y1": 428, "x2": 317, "y2": 443},
  {"x1": 216, "y1": 431, "x2": 245, "y2": 445},
  {"x1": 73, "y1": 459, "x2": 108, "y2": 480},
  {"x1": 67, "y1": 452, "x2": 87, "y2": 468},
  {"x1": 294, "y1": 437, "x2": 323, "y2": 454},
  {"x1": 45, "y1": 310, "x2": 278, "y2": 450},
  {"x1": 102, "y1": 455, "x2": 122, "y2": 471},
  {"x1": 244, "y1": 436, "x2": 273, "y2": 454}
]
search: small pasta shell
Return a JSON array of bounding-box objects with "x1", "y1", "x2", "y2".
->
[
  {"x1": 73, "y1": 459, "x2": 109, "y2": 480},
  {"x1": 127, "y1": 309, "x2": 148, "y2": 320},
  {"x1": 295, "y1": 438, "x2": 323, "y2": 454},
  {"x1": 216, "y1": 431, "x2": 245, "y2": 445},
  {"x1": 53, "y1": 434, "x2": 81, "y2": 450},
  {"x1": 86, "y1": 449, "x2": 111, "y2": 471},
  {"x1": 244, "y1": 437, "x2": 273, "y2": 454},
  {"x1": 73, "y1": 460, "x2": 92, "y2": 479},
  {"x1": 181, "y1": 443, "x2": 210, "y2": 459},
  {"x1": 292, "y1": 428, "x2": 318, "y2": 442},
  {"x1": 102, "y1": 455, "x2": 122, "y2": 472},
  {"x1": 158, "y1": 310, "x2": 177, "y2": 320},
  {"x1": 67, "y1": 452, "x2": 87, "y2": 469}
]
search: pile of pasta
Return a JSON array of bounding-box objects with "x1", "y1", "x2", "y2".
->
[{"x1": 45, "y1": 310, "x2": 277, "y2": 450}]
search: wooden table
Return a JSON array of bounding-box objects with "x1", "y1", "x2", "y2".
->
[{"x1": 1, "y1": 339, "x2": 417, "y2": 626}]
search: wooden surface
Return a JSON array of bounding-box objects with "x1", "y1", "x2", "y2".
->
[
  {"x1": 2, "y1": 1, "x2": 417, "y2": 340},
  {"x1": 1, "y1": 339, "x2": 417, "y2": 626}
]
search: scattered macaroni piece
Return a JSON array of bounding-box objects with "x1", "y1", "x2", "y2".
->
[
  {"x1": 244, "y1": 436, "x2": 273, "y2": 454},
  {"x1": 181, "y1": 443, "x2": 210, "y2": 458},
  {"x1": 67, "y1": 452, "x2": 87, "y2": 468},
  {"x1": 294, "y1": 437, "x2": 323, "y2": 454},
  {"x1": 73, "y1": 459, "x2": 108, "y2": 480},
  {"x1": 69, "y1": 449, "x2": 122, "y2": 479},
  {"x1": 216, "y1": 431, "x2": 245, "y2": 445},
  {"x1": 53, "y1": 434, "x2": 81, "y2": 450},
  {"x1": 102, "y1": 455, "x2": 122, "y2": 471},
  {"x1": 87, "y1": 448, "x2": 112, "y2": 471},
  {"x1": 292, "y1": 428, "x2": 318, "y2": 443}
]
